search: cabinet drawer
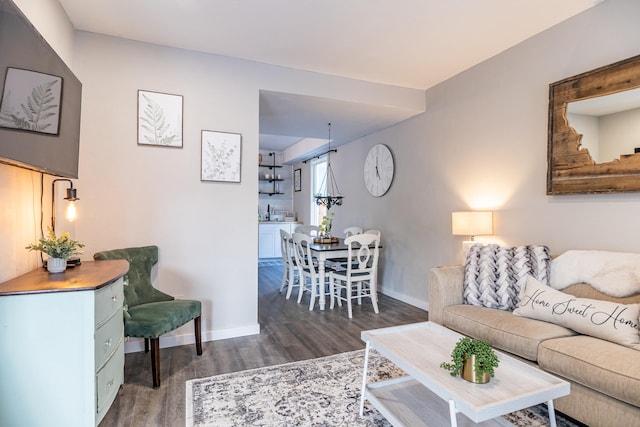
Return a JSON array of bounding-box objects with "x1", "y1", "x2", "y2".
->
[
  {"x1": 95, "y1": 278, "x2": 124, "y2": 328},
  {"x1": 96, "y1": 339, "x2": 124, "y2": 421},
  {"x1": 95, "y1": 311, "x2": 124, "y2": 370}
]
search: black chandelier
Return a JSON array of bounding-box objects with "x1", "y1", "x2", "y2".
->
[{"x1": 314, "y1": 123, "x2": 343, "y2": 210}]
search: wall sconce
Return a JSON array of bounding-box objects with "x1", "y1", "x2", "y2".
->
[
  {"x1": 52, "y1": 178, "x2": 79, "y2": 232},
  {"x1": 452, "y1": 211, "x2": 493, "y2": 260}
]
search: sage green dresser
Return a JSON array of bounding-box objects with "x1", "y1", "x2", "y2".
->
[{"x1": 0, "y1": 260, "x2": 129, "y2": 427}]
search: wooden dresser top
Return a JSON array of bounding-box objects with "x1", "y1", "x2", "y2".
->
[{"x1": 0, "y1": 260, "x2": 129, "y2": 296}]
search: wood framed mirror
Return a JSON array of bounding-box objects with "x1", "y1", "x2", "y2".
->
[{"x1": 547, "y1": 54, "x2": 640, "y2": 194}]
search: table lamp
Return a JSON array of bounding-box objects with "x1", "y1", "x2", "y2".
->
[{"x1": 452, "y1": 211, "x2": 493, "y2": 260}]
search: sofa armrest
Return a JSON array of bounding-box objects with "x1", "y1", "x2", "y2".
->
[{"x1": 428, "y1": 265, "x2": 464, "y2": 325}]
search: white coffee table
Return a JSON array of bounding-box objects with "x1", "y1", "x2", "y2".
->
[{"x1": 360, "y1": 322, "x2": 570, "y2": 427}]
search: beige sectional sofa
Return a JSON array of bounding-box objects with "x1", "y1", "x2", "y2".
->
[{"x1": 429, "y1": 265, "x2": 640, "y2": 427}]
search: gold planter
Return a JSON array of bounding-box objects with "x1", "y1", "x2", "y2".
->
[{"x1": 461, "y1": 355, "x2": 490, "y2": 384}]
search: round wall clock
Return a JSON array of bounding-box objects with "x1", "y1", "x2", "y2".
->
[{"x1": 364, "y1": 144, "x2": 394, "y2": 197}]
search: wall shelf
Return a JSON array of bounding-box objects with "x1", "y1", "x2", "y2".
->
[{"x1": 259, "y1": 152, "x2": 286, "y2": 196}]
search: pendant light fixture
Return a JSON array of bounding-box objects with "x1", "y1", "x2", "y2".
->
[{"x1": 314, "y1": 122, "x2": 343, "y2": 210}]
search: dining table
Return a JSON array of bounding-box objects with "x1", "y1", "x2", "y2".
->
[{"x1": 307, "y1": 237, "x2": 382, "y2": 310}]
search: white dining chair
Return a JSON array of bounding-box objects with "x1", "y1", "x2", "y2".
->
[
  {"x1": 279, "y1": 229, "x2": 299, "y2": 299},
  {"x1": 364, "y1": 229, "x2": 381, "y2": 240},
  {"x1": 292, "y1": 232, "x2": 324, "y2": 310},
  {"x1": 343, "y1": 226, "x2": 363, "y2": 238},
  {"x1": 329, "y1": 233, "x2": 380, "y2": 318},
  {"x1": 295, "y1": 225, "x2": 320, "y2": 237}
]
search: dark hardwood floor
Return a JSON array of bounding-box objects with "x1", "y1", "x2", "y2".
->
[{"x1": 99, "y1": 262, "x2": 428, "y2": 426}]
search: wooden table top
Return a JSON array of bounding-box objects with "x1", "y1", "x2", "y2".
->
[
  {"x1": 0, "y1": 260, "x2": 129, "y2": 296},
  {"x1": 308, "y1": 238, "x2": 382, "y2": 252}
]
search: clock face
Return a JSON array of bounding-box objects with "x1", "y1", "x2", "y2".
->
[{"x1": 364, "y1": 144, "x2": 394, "y2": 197}]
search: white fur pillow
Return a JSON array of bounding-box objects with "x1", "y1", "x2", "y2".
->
[
  {"x1": 513, "y1": 276, "x2": 640, "y2": 350},
  {"x1": 550, "y1": 250, "x2": 640, "y2": 297}
]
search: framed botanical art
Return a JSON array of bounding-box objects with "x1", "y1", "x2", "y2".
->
[
  {"x1": 201, "y1": 130, "x2": 242, "y2": 182},
  {"x1": 294, "y1": 168, "x2": 302, "y2": 192},
  {"x1": 0, "y1": 67, "x2": 62, "y2": 135},
  {"x1": 137, "y1": 90, "x2": 183, "y2": 147}
]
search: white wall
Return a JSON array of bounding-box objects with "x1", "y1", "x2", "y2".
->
[
  {"x1": 7, "y1": 0, "x2": 638, "y2": 338},
  {"x1": 321, "y1": 0, "x2": 640, "y2": 309},
  {"x1": 72, "y1": 32, "x2": 423, "y2": 344}
]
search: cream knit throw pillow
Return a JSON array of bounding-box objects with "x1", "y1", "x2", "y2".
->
[{"x1": 464, "y1": 244, "x2": 550, "y2": 310}]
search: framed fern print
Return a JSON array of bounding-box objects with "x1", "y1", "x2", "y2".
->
[
  {"x1": 0, "y1": 68, "x2": 62, "y2": 135},
  {"x1": 201, "y1": 130, "x2": 242, "y2": 182},
  {"x1": 137, "y1": 90, "x2": 183, "y2": 147}
]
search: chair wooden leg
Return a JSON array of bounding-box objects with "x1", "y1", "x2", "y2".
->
[
  {"x1": 150, "y1": 338, "x2": 160, "y2": 388},
  {"x1": 194, "y1": 316, "x2": 203, "y2": 356},
  {"x1": 297, "y1": 276, "x2": 306, "y2": 304},
  {"x1": 285, "y1": 267, "x2": 296, "y2": 299},
  {"x1": 144, "y1": 338, "x2": 150, "y2": 353},
  {"x1": 347, "y1": 282, "x2": 354, "y2": 318},
  {"x1": 279, "y1": 263, "x2": 288, "y2": 293},
  {"x1": 308, "y1": 282, "x2": 317, "y2": 311}
]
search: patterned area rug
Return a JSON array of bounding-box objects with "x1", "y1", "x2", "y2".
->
[{"x1": 186, "y1": 350, "x2": 579, "y2": 427}]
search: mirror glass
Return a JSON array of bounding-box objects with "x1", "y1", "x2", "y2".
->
[{"x1": 566, "y1": 88, "x2": 640, "y2": 163}]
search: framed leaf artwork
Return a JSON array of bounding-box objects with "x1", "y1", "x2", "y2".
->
[
  {"x1": 137, "y1": 90, "x2": 183, "y2": 147},
  {"x1": 0, "y1": 67, "x2": 62, "y2": 135},
  {"x1": 201, "y1": 130, "x2": 242, "y2": 182}
]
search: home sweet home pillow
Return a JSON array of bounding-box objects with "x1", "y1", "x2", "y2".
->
[{"x1": 513, "y1": 276, "x2": 640, "y2": 350}]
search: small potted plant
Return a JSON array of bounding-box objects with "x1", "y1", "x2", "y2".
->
[
  {"x1": 440, "y1": 337, "x2": 500, "y2": 384},
  {"x1": 26, "y1": 227, "x2": 84, "y2": 273},
  {"x1": 319, "y1": 211, "x2": 335, "y2": 237}
]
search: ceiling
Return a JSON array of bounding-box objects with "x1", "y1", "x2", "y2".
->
[{"x1": 57, "y1": 0, "x2": 603, "y2": 154}]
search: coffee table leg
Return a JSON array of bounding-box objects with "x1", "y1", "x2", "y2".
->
[
  {"x1": 359, "y1": 342, "x2": 371, "y2": 417},
  {"x1": 448, "y1": 400, "x2": 458, "y2": 427},
  {"x1": 548, "y1": 400, "x2": 557, "y2": 427}
]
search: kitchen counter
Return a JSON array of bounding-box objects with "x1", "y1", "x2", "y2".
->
[
  {"x1": 258, "y1": 222, "x2": 302, "y2": 258},
  {"x1": 259, "y1": 221, "x2": 301, "y2": 224}
]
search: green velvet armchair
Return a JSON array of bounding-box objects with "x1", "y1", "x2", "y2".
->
[{"x1": 94, "y1": 245, "x2": 202, "y2": 388}]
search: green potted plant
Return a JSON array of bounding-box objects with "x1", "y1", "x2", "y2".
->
[
  {"x1": 440, "y1": 337, "x2": 500, "y2": 383},
  {"x1": 26, "y1": 227, "x2": 84, "y2": 273},
  {"x1": 319, "y1": 211, "x2": 335, "y2": 237}
]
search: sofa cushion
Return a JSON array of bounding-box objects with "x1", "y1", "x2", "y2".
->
[
  {"x1": 513, "y1": 276, "x2": 640, "y2": 350},
  {"x1": 443, "y1": 304, "x2": 576, "y2": 361},
  {"x1": 539, "y1": 335, "x2": 640, "y2": 407}
]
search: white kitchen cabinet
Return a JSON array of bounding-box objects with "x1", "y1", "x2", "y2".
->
[
  {"x1": 0, "y1": 260, "x2": 129, "y2": 427},
  {"x1": 258, "y1": 222, "x2": 300, "y2": 258}
]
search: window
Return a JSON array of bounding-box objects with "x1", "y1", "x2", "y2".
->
[{"x1": 310, "y1": 156, "x2": 328, "y2": 226}]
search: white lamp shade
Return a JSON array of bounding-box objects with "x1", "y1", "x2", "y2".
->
[{"x1": 451, "y1": 211, "x2": 493, "y2": 237}]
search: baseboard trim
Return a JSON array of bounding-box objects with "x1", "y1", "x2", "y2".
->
[
  {"x1": 124, "y1": 323, "x2": 261, "y2": 354},
  {"x1": 380, "y1": 288, "x2": 429, "y2": 311}
]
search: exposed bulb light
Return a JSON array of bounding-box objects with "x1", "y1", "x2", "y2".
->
[
  {"x1": 65, "y1": 200, "x2": 77, "y2": 222},
  {"x1": 52, "y1": 179, "x2": 79, "y2": 231}
]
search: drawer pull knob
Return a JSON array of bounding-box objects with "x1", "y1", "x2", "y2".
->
[
  {"x1": 112, "y1": 295, "x2": 118, "y2": 303},
  {"x1": 104, "y1": 338, "x2": 113, "y2": 348},
  {"x1": 106, "y1": 379, "x2": 114, "y2": 388}
]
